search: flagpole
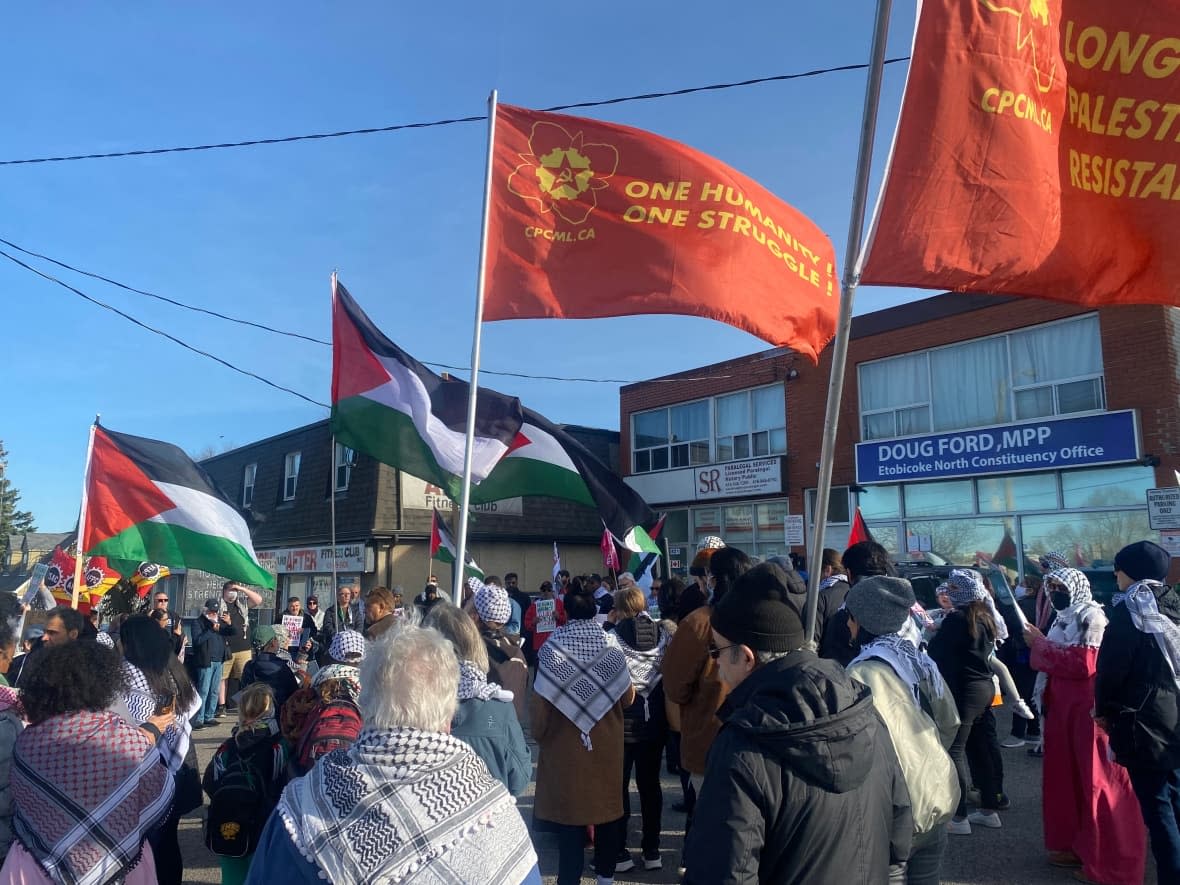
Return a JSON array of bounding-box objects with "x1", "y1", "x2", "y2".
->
[
  {"x1": 804, "y1": 0, "x2": 894, "y2": 644},
  {"x1": 71, "y1": 416, "x2": 100, "y2": 610},
  {"x1": 454, "y1": 88, "x2": 499, "y2": 608},
  {"x1": 330, "y1": 432, "x2": 339, "y2": 608}
]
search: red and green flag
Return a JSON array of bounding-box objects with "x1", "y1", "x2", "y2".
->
[
  {"x1": 82, "y1": 426, "x2": 274, "y2": 588},
  {"x1": 331, "y1": 279, "x2": 524, "y2": 499},
  {"x1": 430, "y1": 509, "x2": 483, "y2": 578}
]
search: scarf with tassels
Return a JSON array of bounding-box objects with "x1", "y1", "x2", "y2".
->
[
  {"x1": 1119, "y1": 580, "x2": 1180, "y2": 691},
  {"x1": 535, "y1": 619, "x2": 630, "y2": 750}
]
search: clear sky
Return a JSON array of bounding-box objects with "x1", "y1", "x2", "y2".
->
[{"x1": 3, "y1": 1, "x2": 927, "y2": 531}]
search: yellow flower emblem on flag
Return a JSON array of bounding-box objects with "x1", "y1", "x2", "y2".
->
[{"x1": 508, "y1": 121, "x2": 619, "y2": 226}]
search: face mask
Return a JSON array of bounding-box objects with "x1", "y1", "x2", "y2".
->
[
  {"x1": 224, "y1": 591, "x2": 238, "y2": 603},
  {"x1": 1050, "y1": 590, "x2": 1072, "y2": 611}
]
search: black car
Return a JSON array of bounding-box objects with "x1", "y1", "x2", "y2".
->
[{"x1": 892, "y1": 559, "x2": 1027, "y2": 649}]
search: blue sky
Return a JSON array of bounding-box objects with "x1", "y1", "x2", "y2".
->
[{"x1": 3, "y1": 1, "x2": 926, "y2": 531}]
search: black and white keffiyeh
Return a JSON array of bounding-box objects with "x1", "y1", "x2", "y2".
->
[
  {"x1": 851, "y1": 632, "x2": 946, "y2": 707},
  {"x1": 1119, "y1": 580, "x2": 1180, "y2": 690},
  {"x1": 119, "y1": 660, "x2": 199, "y2": 775},
  {"x1": 278, "y1": 727, "x2": 538, "y2": 884},
  {"x1": 457, "y1": 659, "x2": 509, "y2": 702},
  {"x1": 615, "y1": 614, "x2": 666, "y2": 699},
  {"x1": 535, "y1": 619, "x2": 630, "y2": 750},
  {"x1": 820, "y1": 574, "x2": 849, "y2": 591},
  {"x1": 946, "y1": 568, "x2": 1008, "y2": 641},
  {"x1": 1034, "y1": 568, "x2": 1107, "y2": 713}
]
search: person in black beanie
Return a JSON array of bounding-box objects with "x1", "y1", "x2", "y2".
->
[
  {"x1": 683, "y1": 562, "x2": 912, "y2": 885},
  {"x1": 1096, "y1": 539, "x2": 1180, "y2": 882}
]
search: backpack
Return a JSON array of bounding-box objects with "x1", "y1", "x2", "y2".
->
[
  {"x1": 204, "y1": 739, "x2": 279, "y2": 857},
  {"x1": 294, "y1": 698, "x2": 363, "y2": 774}
]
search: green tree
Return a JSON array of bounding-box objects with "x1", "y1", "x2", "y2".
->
[{"x1": 0, "y1": 441, "x2": 37, "y2": 539}]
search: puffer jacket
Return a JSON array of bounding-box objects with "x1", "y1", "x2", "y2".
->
[
  {"x1": 615, "y1": 614, "x2": 669, "y2": 745},
  {"x1": 1096, "y1": 582, "x2": 1180, "y2": 771},
  {"x1": 847, "y1": 657, "x2": 959, "y2": 836},
  {"x1": 684, "y1": 650, "x2": 912, "y2": 885}
]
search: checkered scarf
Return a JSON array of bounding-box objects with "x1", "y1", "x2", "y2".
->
[
  {"x1": 457, "y1": 659, "x2": 503, "y2": 702},
  {"x1": 851, "y1": 632, "x2": 946, "y2": 706},
  {"x1": 119, "y1": 660, "x2": 200, "y2": 775},
  {"x1": 12, "y1": 710, "x2": 174, "y2": 885},
  {"x1": 946, "y1": 569, "x2": 1008, "y2": 641},
  {"x1": 278, "y1": 727, "x2": 538, "y2": 884},
  {"x1": 1119, "y1": 580, "x2": 1180, "y2": 690},
  {"x1": 311, "y1": 663, "x2": 362, "y2": 704},
  {"x1": 535, "y1": 618, "x2": 630, "y2": 750}
]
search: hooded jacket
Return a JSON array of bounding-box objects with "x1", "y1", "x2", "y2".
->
[
  {"x1": 241, "y1": 651, "x2": 300, "y2": 711},
  {"x1": 1096, "y1": 582, "x2": 1180, "y2": 770},
  {"x1": 684, "y1": 650, "x2": 912, "y2": 885}
]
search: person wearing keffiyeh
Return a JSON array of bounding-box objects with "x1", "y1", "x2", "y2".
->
[
  {"x1": 426, "y1": 603, "x2": 530, "y2": 797},
  {"x1": 1, "y1": 640, "x2": 175, "y2": 885},
  {"x1": 533, "y1": 586, "x2": 635, "y2": 885},
  {"x1": 1096, "y1": 540, "x2": 1180, "y2": 882},
  {"x1": 469, "y1": 578, "x2": 528, "y2": 723},
  {"x1": 1022, "y1": 567, "x2": 1146, "y2": 883}
]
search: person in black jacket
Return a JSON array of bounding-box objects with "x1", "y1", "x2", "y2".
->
[
  {"x1": 820, "y1": 542, "x2": 894, "y2": 665},
  {"x1": 241, "y1": 624, "x2": 300, "y2": 712},
  {"x1": 1096, "y1": 540, "x2": 1180, "y2": 882},
  {"x1": 191, "y1": 599, "x2": 238, "y2": 728},
  {"x1": 684, "y1": 562, "x2": 913, "y2": 885}
]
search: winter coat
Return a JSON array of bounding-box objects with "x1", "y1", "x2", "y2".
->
[
  {"x1": 684, "y1": 651, "x2": 913, "y2": 885},
  {"x1": 615, "y1": 615, "x2": 669, "y2": 745},
  {"x1": 1095, "y1": 584, "x2": 1180, "y2": 771},
  {"x1": 364, "y1": 613, "x2": 398, "y2": 641},
  {"x1": 451, "y1": 697, "x2": 532, "y2": 797},
  {"x1": 241, "y1": 652, "x2": 300, "y2": 711},
  {"x1": 531, "y1": 684, "x2": 635, "y2": 826},
  {"x1": 481, "y1": 628, "x2": 529, "y2": 722},
  {"x1": 662, "y1": 606, "x2": 728, "y2": 775},
  {"x1": 191, "y1": 615, "x2": 237, "y2": 669},
  {"x1": 0, "y1": 698, "x2": 24, "y2": 861},
  {"x1": 847, "y1": 657, "x2": 959, "y2": 836},
  {"x1": 927, "y1": 610, "x2": 995, "y2": 701}
]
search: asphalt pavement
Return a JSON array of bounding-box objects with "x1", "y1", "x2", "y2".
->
[{"x1": 177, "y1": 709, "x2": 1146, "y2": 884}]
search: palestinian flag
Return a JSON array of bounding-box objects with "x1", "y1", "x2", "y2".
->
[
  {"x1": 82, "y1": 426, "x2": 274, "y2": 588},
  {"x1": 430, "y1": 509, "x2": 484, "y2": 578},
  {"x1": 847, "y1": 507, "x2": 874, "y2": 548},
  {"x1": 331, "y1": 279, "x2": 524, "y2": 499},
  {"x1": 471, "y1": 407, "x2": 659, "y2": 554}
]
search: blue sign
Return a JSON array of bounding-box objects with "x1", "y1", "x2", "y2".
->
[{"x1": 856, "y1": 410, "x2": 1140, "y2": 484}]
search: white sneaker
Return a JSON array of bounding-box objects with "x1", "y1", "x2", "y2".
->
[
  {"x1": 1012, "y1": 699, "x2": 1035, "y2": 720},
  {"x1": 643, "y1": 853, "x2": 663, "y2": 870},
  {"x1": 968, "y1": 810, "x2": 1002, "y2": 829},
  {"x1": 1000, "y1": 736, "x2": 1026, "y2": 749},
  {"x1": 947, "y1": 817, "x2": 972, "y2": 835}
]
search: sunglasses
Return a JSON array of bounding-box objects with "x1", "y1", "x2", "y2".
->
[
  {"x1": 154, "y1": 598, "x2": 169, "y2": 604},
  {"x1": 708, "y1": 643, "x2": 739, "y2": 661}
]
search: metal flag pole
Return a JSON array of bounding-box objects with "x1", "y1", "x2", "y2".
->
[
  {"x1": 454, "y1": 88, "x2": 499, "y2": 607},
  {"x1": 804, "y1": 0, "x2": 895, "y2": 644},
  {"x1": 329, "y1": 272, "x2": 341, "y2": 614},
  {"x1": 71, "y1": 415, "x2": 100, "y2": 610}
]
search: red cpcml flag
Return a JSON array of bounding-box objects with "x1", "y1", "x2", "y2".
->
[
  {"x1": 860, "y1": 0, "x2": 1180, "y2": 308},
  {"x1": 600, "y1": 527, "x2": 621, "y2": 572},
  {"x1": 847, "y1": 507, "x2": 874, "y2": 548},
  {"x1": 485, "y1": 104, "x2": 839, "y2": 361}
]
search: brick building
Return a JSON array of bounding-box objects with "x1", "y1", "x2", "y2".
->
[
  {"x1": 195, "y1": 419, "x2": 614, "y2": 617},
  {"x1": 621, "y1": 294, "x2": 1180, "y2": 584}
]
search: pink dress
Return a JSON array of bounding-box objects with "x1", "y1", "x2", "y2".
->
[
  {"x1": 1031, "y1": 637, "x2": 1146, "y2": 885},
  {"x1": 0, "y1": 842, "x2": 158, "y2": 884}
]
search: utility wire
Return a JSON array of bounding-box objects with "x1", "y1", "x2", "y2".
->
[
  {"x1": 0, "y1": 247, "x2": 330, "y2": 409},
  {"x1": 1, "y1": 234, "x2": 752, "y2": 385},
  {"x1": 0, "y1": 57, "x2": 910, "y2": 167}
]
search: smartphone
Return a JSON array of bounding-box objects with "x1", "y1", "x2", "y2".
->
[{"x1": 155, "y1": 691, "x2": 175, "y2": 716}]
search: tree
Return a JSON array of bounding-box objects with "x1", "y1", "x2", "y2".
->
[{"x1": 0, "y1": 440, "x2": 36, "y2": 539}]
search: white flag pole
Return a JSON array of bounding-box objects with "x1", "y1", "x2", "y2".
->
[
  {"x1": 804, "y1": 0, "x2": 895, "y2": 643},
  {"x1": 454, "y1": 89, "x2": 500, "y2": 608},
  {"x1": 71, "y1": 416, "x2": 99, "y2": 610}
]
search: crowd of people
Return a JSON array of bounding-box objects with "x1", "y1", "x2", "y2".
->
[{"x1": 0, "y1": 536, "x2": 1174, "y2": 884}]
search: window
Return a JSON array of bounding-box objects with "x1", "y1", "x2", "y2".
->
[
  {"x1": 631, "y1": 384, "x2": 786, "y2": 473},
  {"x1": 976, "y1": 473, "x2": 1058, "y2": 513},
  {"x1": 242, "y1": 463, "x2": 256, "y2": 508},
  {"x1": 858, "y1": 315, "x2": 1105, "y2": 440},
  {"x1": 806, "y1": 486, "x2": 851, "y2": 525},
  {"x1": 1061, "y1": 464, "x2": 1155, "y2": 509},
  {"x1": 283, "y1": 452, "x2": 301, "y2": 501},
  {"x1": 334, "y1": 444, "x2": 356, "y2": 492},
  {"x1": 632, "y1": 400, "x2": 710, "y2": 473}
]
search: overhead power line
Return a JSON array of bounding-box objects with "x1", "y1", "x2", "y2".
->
[
  {"x1": 0, "y1": 57, "x2": 910, "y2": 166},
  {"x1": 1, "y1": 234, "x2": 756, "y2": 385}
]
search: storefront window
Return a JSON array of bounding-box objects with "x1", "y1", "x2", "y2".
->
[
  {"x1": 1021, "y1": 510, "x2": 1151, "y2": 568},
  {"x1": 904, "y1": 516, "x2": 1016, "y2": 568},
  {"x1": 904, "y1": 480, "x2": 975, "y2": 517},
  {"x1": 806, "y1": 486, "x2": 851, "y2": 525},
  {"x1": 859, "y1": 484, "x2": 900, "y2": 520},
  {"x1": 663, "y1": 510, "x2": 689, "y2": 547},
  {"x1": 757, "y1": 502, "x2": 787, "y2": 540},
  {"x1": 723, "y1": 505, "x2": 754, "y2": 547},
  {"x1": 693, "y1": 507, "x2": 721, "y2": 541},
  {"x1": 976, "y1": 473, "x2": 1058, "y2": 513},
  {"x1": 1062, "y1": 465, "x2": 1155, "y2": 509}
]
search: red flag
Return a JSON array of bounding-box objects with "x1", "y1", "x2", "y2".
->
[
  {"x1": 860, "y1": 0, "x2": 1180, "y2": 308},
  {"x1": 993, "y1": 530, "x2": 1019, "y2": 571},
  {"x1": 485, "y1": 104, "x2": 839, "y2": 361},
  {"x1": 847, "y1": 507, "x2": 874, "y2": 548},
  {"x1": 600, "y1": 527, "x2": 621, "y2": 572}
]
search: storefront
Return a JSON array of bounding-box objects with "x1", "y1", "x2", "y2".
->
[{"x1": 257, "y1": 543, "x2": 374, "y2": 610}]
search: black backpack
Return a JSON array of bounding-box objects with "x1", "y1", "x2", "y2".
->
[{"x1": 204, "y1": 739, "x2": 277, "y2": 857}]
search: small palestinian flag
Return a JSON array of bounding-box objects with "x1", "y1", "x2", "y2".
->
[
  {"x1": 471, "y1": 407, "x2": 660, "y2": 554},
  {"x1": 82, "y1": 426, "x2": 274, "y2": 588},
  {"x1": 331, "y1": 279, "x2": 524, "y2": 499},
  {"x1": 430, "y1": 508, "x2": 483, "y2": 578}
]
